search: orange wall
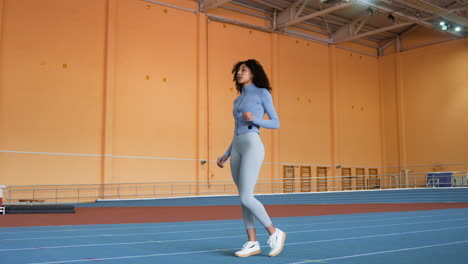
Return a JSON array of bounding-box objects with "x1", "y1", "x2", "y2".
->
[
  {"x1": 0, "y1": 0, "x2": 466, "y2": 187},
  {"x1": 379, "y1": 38, "x2": 468, "y2": 178},
  {"x1": 110, "y1": 0, "x2": 198, "y2": 184},
  {"x1": 277, "y1": 35, "x2": 331, "y2": 166},
  {"x1": 335, "y1": 49, "x2": 381, "y2": 167},
  {"x1": 0, "y1": 0, "x2": 107, "y2": 186}
]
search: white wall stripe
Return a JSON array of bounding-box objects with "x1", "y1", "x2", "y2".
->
[{"x1": 2, "y1": 150, "x2": 466, "y2": 169}]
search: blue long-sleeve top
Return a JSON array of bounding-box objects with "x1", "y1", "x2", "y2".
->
[{"x1": 223, "y1": 83, "x2": 280, "y2": 158}]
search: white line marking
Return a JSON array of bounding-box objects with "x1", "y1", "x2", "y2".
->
[
  {"x1": 4, "y1": 216, "x2": 468, "y2": 241},
  {"x1": 1, "y1": 225, "x2": 467, "y2": 252},
  {"x1": 0, "y1": 235, "x2": 243, "y2": 252},
  {"x1": 26, "y1": 232, "x2": 468, "y2": 264},
  {"x1": 0, "y1": 218, "x2": 468, "y2": 252},
  {"x1": 284, "y1": 225, "x2": 468, "y2": 246},
  {"x1": 2, "y1": 210, "x2": 467, "y2": 235},
  {"x1": 285, "y1": 240, "x2": 468, "y2": 264},
  {"x1": 0, "y1": 150, "x2": 199, "y2": 161},
  {"x1": 27, "y1": 248, "x2": 237, "y2": 264},
  {"x1": 3, "y1": 150, "x2": 467, "y2": 168}
]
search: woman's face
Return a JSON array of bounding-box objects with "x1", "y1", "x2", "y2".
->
[{"x1": 237, "y1": 64, "x2": 253, "y2": 86}]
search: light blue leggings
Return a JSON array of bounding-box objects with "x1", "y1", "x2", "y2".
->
[{"x1": 230, "y1": 132, "x2": 273, "y2": 229}]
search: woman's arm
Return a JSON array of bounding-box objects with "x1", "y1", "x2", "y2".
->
[
  {"x1": 218, "y1": 135, "x2": 233, "y2": 168},
  {"x1": 223, "y1": 140, "x2": 233, "y2": 158},
  {"x1": 252, "y1": 90, "x2": 280, "y2": 129}
]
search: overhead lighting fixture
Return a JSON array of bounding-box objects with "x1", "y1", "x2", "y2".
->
[
  {"x1": 416, "y1": 11, "x2": 421, "y2": 17},
  {"x1": 387, "y1": 14, "x2": 395, "y2": 23},
  {"x1": 438, "y1": 21, "x2": 461, "y2": 32}
]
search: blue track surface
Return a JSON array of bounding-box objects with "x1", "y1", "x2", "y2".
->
[
  {"x1": 1, "y1": 208, "x2": 468, "y2": 264},
  {"x1": 76, "y1": 188, "x2": 468, "y2": 207}
]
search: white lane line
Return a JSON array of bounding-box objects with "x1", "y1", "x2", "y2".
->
[
  {"x1": 27, "y1": 248, "x2": 240, "y2": 264},
  {"x1": 2, "y1": 208, "x2": 467, "y2": 235},
  {"x1": 3, "y1": 216, "x2": 468, "y2": 241},
  {"x1": 284, "y1": 225, "x2": 468, "y2": 246},
  {"x1": 2, "y1": 224, "x2": 467, "y2": 252},
  {"x1": 0, "y1": 236, "x2": 244, "y2": 252},
  {"x1": 3, "y1": 211, "x2": 468, "y2": 235},
  {"x1": 26, "y1": 228, "x2": 468, "y2": 264},
  {"x1": 3, "y1": 220, "x2": 468, "y2": 253},
  {"x1": 285, "y1": 240, "x2": 468, "y2": 264}
]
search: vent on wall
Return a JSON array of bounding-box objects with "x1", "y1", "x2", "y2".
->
[
  {"x1": 317, "y1": 167, "x2": 328, "y2": 192},
  {"x1": 356, "y1": 168, "x2": 366, "y2": 190},
  {"x1": 342, "y1": 168, "x2": 352, "y2": 191},
  {"x1": 300, "y1": 166, "x2": 312, "y2": 192},
  {"x1": 283, "y1": 166, "x2": 295, "y2": 193}
]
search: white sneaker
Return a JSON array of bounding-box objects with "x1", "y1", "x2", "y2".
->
[
  {"x1": 234, "y1": 241, "x2": 261, "y2": 257},
  {"x1": 267, "y1": 228, "x2": 286, "y2": 257}
]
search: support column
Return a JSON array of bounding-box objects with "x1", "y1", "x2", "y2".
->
[
  {"x1": 395, "y1": 44, "x2": 407, "y2": 173},
  {"x1": 271, "y1": 32, "x2": 280, "y2": 192},
  {"x1": 196, "y1": 12, "x2": 209, "y2": 195},
  {"x1": 329, "y1": 45, "x2": 340, "y2": 191},
  {"x1": 101, "y1": 0, "x2": 118, "y2": 197},
  {"x1": 378, "y1": 52, "x2": 387, "y2": 188}
]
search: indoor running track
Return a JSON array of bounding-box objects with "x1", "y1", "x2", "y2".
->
[{"x1": 1, "y1": 208, "x2": 468, "y2": 264}]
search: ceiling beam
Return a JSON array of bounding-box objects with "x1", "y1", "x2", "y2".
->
[
  {"x1": 283, "y1": 28, "x2": 332, "y2": 44},
  {"x1": 276, "y1": 0, "x2": 308, "y2": 30},
  {"x1": 376, "y1": 2, "x2": 466, "y2": 55},
  {"x1": 273, "y1": 0, "x2": 397, "y2": 37},
  {"x1": 401, "y1": 0, "x2": 468, "y2": 26},
  {"x1": 248, "y1": 0, "x2": 284, "y2": 10},
  {"x1": 206, "y1": 13, "x2": 273, "y2": 32},
  {"x1": 349, "y1": 0, "x2": 464, "y2": 37},
  {"x1": 200, "y1": 0, "x2": 232, "y2": 12},
  {"x1": 276, "y1": 1, "x2": 352, "y2": 30},
  {"x1": 399, "y1": 24, "x2": 419, "y2": 37},
  {"x1": 378, "y1": 38, "x2": 395, "y2": 56},
  {"x1": 332, "y1": 13, "x2": 415, "y2": 44},
  {"x1": 331, "y1": 13, "x2": 371, "y2": 43},
  {"x1": 351, "y1": 22, "x2": 414, "y2": 41},
  {"x1": 301, "y1": 6, "x2": 398, "y2": 38}
]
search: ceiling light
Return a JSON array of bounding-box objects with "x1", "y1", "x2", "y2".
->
[
  {"x1": 440, "y1": 21, "x2": 445, "y2": 26},
  {"x1": 455, "y1": 27, "x2": 461, "y2": 32},
  {"x1": 388, "y1": 14, "x2": 395, "y2": 22}
]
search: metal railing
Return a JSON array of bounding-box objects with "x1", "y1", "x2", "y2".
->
[{"x1": 3, "y1": 171, "x2": 468, "y2": 204}]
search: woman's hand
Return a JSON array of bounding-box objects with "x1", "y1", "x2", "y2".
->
[
  {"x1": 217, "y1": 156, "x2": 228, "y2": 168},
  {"x1": 242, "y1": 112, "x2": 254, "y2": 122}
]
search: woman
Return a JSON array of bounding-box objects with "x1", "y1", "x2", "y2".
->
[{"x1": 217, "y1": 59, "x2": 286, "y2": 257}]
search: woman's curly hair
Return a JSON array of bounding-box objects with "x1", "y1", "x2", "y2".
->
[{"x1": 232, "y1": 59, "x2": 272, "y2": 93}]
